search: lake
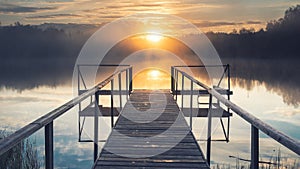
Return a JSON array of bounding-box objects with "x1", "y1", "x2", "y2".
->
[{"x1": 0, "y1": 73, "x2": 299, "y2": 168}]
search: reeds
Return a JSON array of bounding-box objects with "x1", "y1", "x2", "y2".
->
[{"x1": 0, "y1": 130, "x2": 41, "y2": 169}]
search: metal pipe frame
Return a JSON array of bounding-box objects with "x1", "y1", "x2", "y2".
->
[
  {"x1": 129, "y1": 67, "x2": 133, "y2": 94},
  {"x1": 251, "y1": 125, "x2": 259, "y2": 169},
  {"x1": 181, "y1": 75, "x2": 184, "y2": 110},
  {"x1": 94, "y1": 92, "x2": 99, "y2": 162},
  {"x1": 190, "y1": 80, "x2": 193, "y2": 130},
  {"x1": 175, "y1": 69, "x2": 178, "y2": 101},
  {"x1": 45, "y1": 122, "x2": 53, "y2": 169},
  {"x1": 111, "y1": 79, "x2": 114, "y2": 128},
  {"x1": 171, "y1": 67, "x2": 174, "y2": 94},
  {"x1": 172, "y1": 66, "x2": 300, "y2": 167},
  {"x1": 118, "y1": 73, "x2": 122, "y2": 110},
  {"x1": 173, "y1": 65, "x2": 228, "y2": 68},
  {"x1": 0, "y1": 66, "x2": 132, "y2": 169}
]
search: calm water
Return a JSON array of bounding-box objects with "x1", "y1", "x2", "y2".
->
[{"x1": 0, "y1": 78, "x2": 299, "y2": 168}]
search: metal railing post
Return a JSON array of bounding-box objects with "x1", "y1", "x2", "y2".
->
[
  {"x1": 126, "y1": 69, "x2": 129, "y2": 100},
  {"x1": 94, "y1": 92, "x2": 99, "y2": 162},
  {"x1": 206, "y1": 94, "x2": 213, "y2": 166},
  {"x1": 190, "y1": 80, "x2": 193, "y2": 130},
  {"x1": 251, "y1": 125, "x2": 259, "y2": 169},
  {"x1": 227, "y1": 64, "x2": 230, "y2": 95},
  {"x1": 171, "y1": 67, "x2": 174, "y2": 94},
  {"x1": 129, "y1": 67, "x2": 133, "y2": 94},
  {"x1": 110, "y1": 79, "x2": 114, "y2": 128},
  {"x1": 181, "y1": 74, "x2": 184, "y2": 110},
  {"x1": 118, "y1": 73, "x2": 122, "y2": 110},
  {"x1": 175, "y1": 69, "x2": 178, "y2": 101},
  {"x1": 77, "y1": 65, "x2": 80, "y2": 92},
  {"x1": 227, "y1": 64, "x2": 231, "y2": 113},
  {"x1": 77, "y1": 65, "x2": 81, "y2": 141},
  {"x1": 45, "y1": 122, "x2": 53, "y2": 169}
]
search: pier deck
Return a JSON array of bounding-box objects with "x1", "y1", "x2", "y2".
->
[{"x1": 93, "y1": 90, "x2": 209, "y2": 169}]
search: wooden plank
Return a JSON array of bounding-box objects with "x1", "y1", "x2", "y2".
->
[
  {"x1": 79, "y1": 105, "x2": 120, "y2": 117},
  {"x1": 173, "y1": 89, "x2": 233, "y2": 95},
  {"x1": 181, "y1": 108, "x2": 232, "y2": 117},
  {"x1": 94, "y1": 90, "x2": 209, "y2": 169}
]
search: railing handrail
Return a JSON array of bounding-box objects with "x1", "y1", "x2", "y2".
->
[
  {"x1": 173, "y1": 67, "x2": 300, "y2": 156},
  {"x1": 173, "y1": 65, "x2": 228, "y2": 68},
  {"x1": 0, "y1": 66, "x2": 132, "y2": 156},
  {"x1": 78, "y1": 64, "x2": 131, "y2": 67}
]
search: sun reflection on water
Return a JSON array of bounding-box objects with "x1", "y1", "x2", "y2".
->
[{"x1": 133, "y1": 68, "x2": 170, "y2": 89}]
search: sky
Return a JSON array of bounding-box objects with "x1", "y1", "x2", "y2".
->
[{"x1": 0, "y1": 0, "x2": 299, "y2": 32}]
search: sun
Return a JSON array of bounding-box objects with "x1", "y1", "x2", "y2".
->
[
  {"x1": 146, "y1": 33, "x2": 163, "y2": 42},
  {"x1": 149, "y1": 70, "x2": 160, "y2": 78}
]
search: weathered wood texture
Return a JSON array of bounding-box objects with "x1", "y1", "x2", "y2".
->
[{"x1": 93, "y1": 90, "x2": 209, "y2": 169}]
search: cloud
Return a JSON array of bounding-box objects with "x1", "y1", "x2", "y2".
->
[
  {"x1": 264, "y1": 107, "x2": 300, "y2": 117},
  {"x1": 0, "y1": 96, "x2": 57, "y2": 102},
  {"x1": 26, "y1": 13, "x2": 82, "y2": 19},
  {"x1": 191, "y1": 20, "x2": 264, "y2": 29},
  {"x1": 99, "y1": 15, "x2": 124, "y2": 19},
  {"x1": 106, "y1": 3, "x2": 162, "y2": 9},
  {"x1": 193, "y1": 21, "x2": 243, "y2": 27},
  {"x1": 0, "y1": 3, "x2": 56, "y2": 14},
  {"x1": 246, "y1": 21, "x2": 263, "y2": 24}
]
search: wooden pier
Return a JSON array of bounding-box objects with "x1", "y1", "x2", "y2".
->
[{"x1": 93, "y1": 90, "x2": 209, "y2": 169}]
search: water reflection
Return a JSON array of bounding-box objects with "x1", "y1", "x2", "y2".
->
[
  {"x1": 0, "y1": 80, "x2": 299, "y2": 168},
  {"x1": 226, "y1": 58, "x2": 300, "y2": 106},
  {"x1": 1, "y1": 56, "x2": 300, "y2": 168},
  {"x1": 133, "y1": 68, "x2": 170, "y2": 89}
]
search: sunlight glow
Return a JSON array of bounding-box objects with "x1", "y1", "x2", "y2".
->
[
  {"x1": 146, "y1": 34, "x2": 163, "y2": 42},
  {"x1": 134, "y1": 69, "x2": 170, "y2": 89},
  {"x1": 149, "y1": 70, "x2": 160, "y2": 78}
]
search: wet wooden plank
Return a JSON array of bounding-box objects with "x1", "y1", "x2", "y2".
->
[
  {"x1": 181, "y1": 108, "x2": 232, "y2": 117},
  {"x1": 94, "y1": 90, "x2": 209, "y2": 169},
  {"x1": 79, "y1": 105, "x2": 120, "y2": 116}
]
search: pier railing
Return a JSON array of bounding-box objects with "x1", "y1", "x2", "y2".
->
[
  {"x1": 77, "y1": 64, "x2": 132, "y2": 143},
  {"x1": 0, "y1": 65, "x2": 132, "y2": 169},
  {"x1": 171, "y1": 66, "x2": 300, "y2": 168}
]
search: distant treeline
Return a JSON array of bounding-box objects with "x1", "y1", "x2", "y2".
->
[
  {"x1": 207, "y1": 5, "x2": 300, "y2": 59},
  {"x1": 0, "y1": 5, "x2": 299, "y2": 92},
  {"x1": 0, "y1": 23, "x2": 90, "y2": 90}
]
